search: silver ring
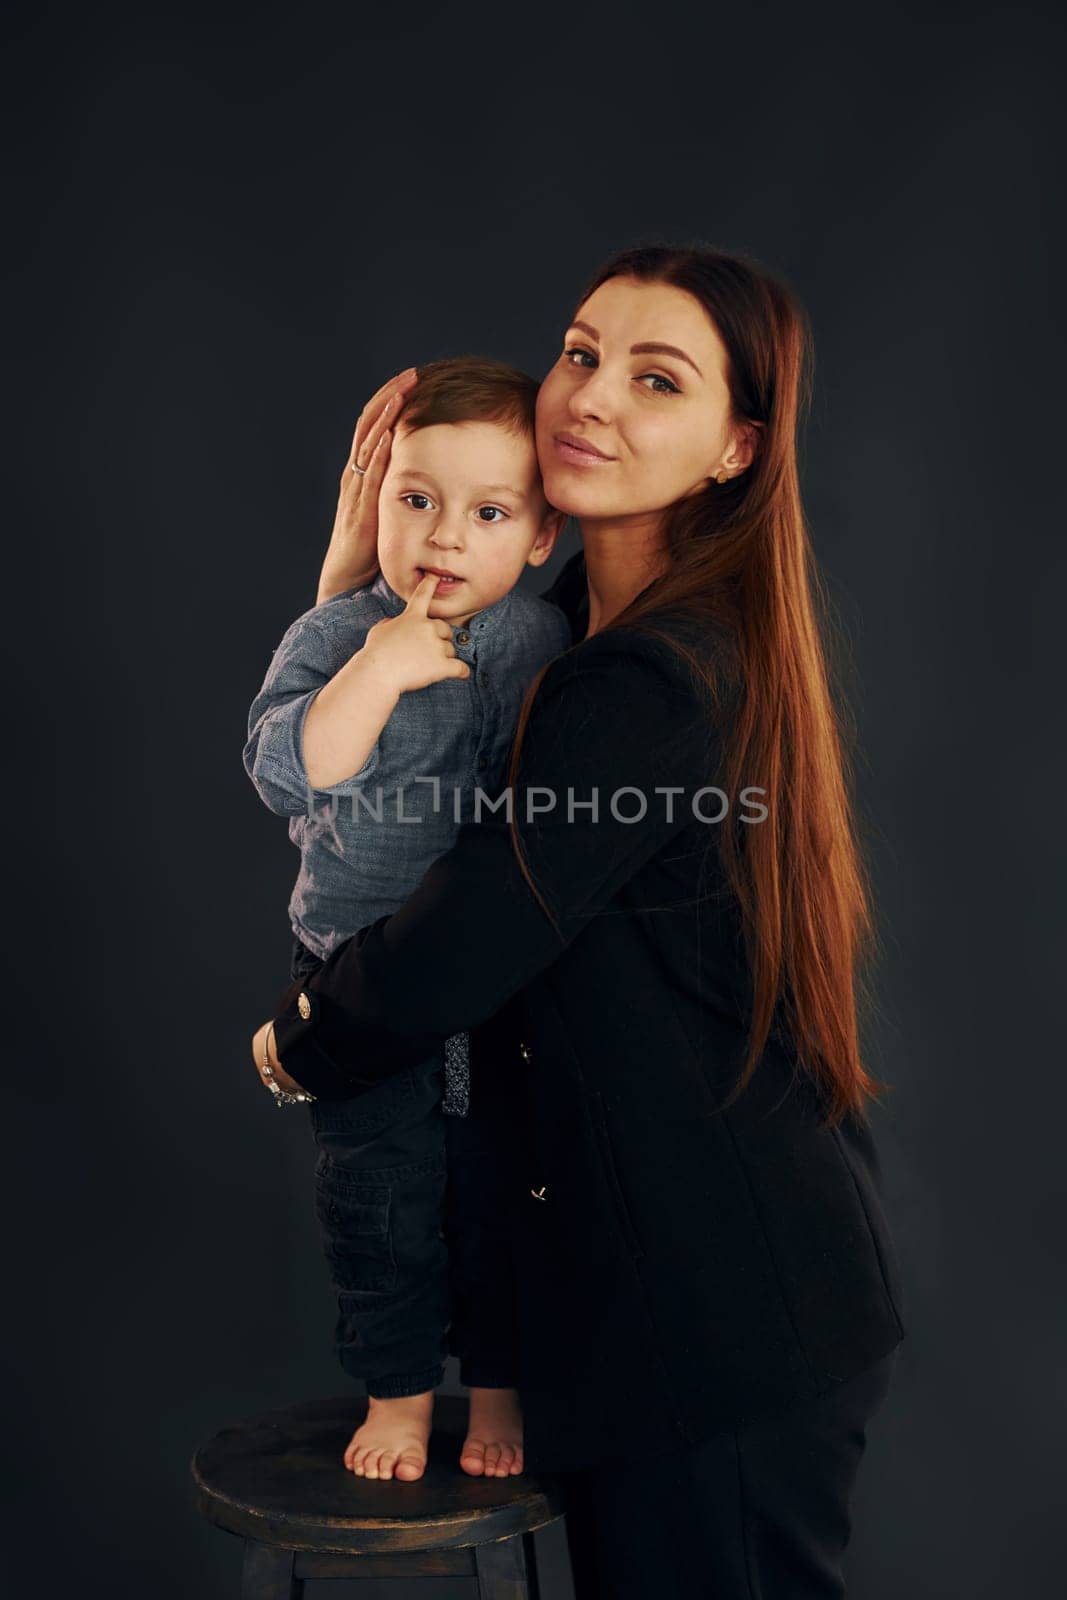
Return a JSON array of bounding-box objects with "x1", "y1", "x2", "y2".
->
[{"x1": 350, "y1": 462, "x2": 367, "y2": 476}]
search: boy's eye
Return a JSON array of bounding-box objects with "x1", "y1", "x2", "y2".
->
[
  {"x1": 401, "y1": 493, "x2": 434, "y2": 511},
  {"x1": 477, "y1": 506, "x2": 508, "y2": 523}
]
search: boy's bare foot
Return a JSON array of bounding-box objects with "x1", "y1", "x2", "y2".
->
[
  {"x1": 460, "y1": 1385, "x2": 525, "y2": 1477},
  {"x1": 344, "y1": 1390, "x2": 435, "y2": 1481}
]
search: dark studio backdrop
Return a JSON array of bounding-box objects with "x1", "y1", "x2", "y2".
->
[{"x1": 3, "y1": 3, "x2": 1063, "y2": 1596}]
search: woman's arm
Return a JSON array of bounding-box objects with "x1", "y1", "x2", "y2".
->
[{"x1": 267, "y1": 629, "x2": 728, "y2": 1099}]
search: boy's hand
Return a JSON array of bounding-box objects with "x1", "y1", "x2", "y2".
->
[
  {"x1": 317, "y1": 367, "x2": 420, "y2": 605},
  {"x1": 360, "y1": 573, "x2": 473, "y2": 695}
]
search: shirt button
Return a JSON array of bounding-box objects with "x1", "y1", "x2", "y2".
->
[
  {"x1": 456, "y1": 629, "x2": 471, "y2": 645},
  {"x1": 519, "y1": 1042, "x2": 532, "y2": 1062}
]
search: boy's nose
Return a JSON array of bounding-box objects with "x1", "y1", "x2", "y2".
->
[{"x1": 428, "y1": 520, "x2": 465, "y2": 551}]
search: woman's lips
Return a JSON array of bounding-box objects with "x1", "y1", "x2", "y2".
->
[{"x1": 552, "y1": 433, "x2": 615, "y2": 467}]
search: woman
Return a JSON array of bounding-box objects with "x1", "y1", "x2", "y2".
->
[{"x1": 252, "y1": 244, "x2": 907, "y2": 1597}]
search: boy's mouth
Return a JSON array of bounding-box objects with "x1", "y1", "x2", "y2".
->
[{"x1": 416, "y1": 566, "x2": 464, "y2": 590}]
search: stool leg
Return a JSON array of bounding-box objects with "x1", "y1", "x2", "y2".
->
[
  {"x1": 241, "y1": 1541, "x2": 304, "y2": 1599},
  {"x1": 523, "y1": 1531, "x2": 542, "y2": 1600},
  {"x1": 474, "y1": 1532, "x2": 530, "y2": 1599}
]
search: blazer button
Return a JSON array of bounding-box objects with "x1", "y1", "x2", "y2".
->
[
  {"x1": 519, "y1": 1041, "x2": 532, "y2": 1062},
  {"x1": 530, "y1": 1185, "x2": 547, "y2": 1201}
]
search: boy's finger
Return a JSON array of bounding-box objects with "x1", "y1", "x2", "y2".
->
[{"x1": 405, "y1": 571, "x2": 441, "y2": 613}]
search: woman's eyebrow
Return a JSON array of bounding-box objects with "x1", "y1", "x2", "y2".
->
[
  {"x1": 568, "y1": 320, "x2": 702, "y2": 378},
  {"x1": 630, "y1": 341, "x2": 703, "y2": 378}
]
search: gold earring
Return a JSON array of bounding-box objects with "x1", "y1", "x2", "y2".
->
[{"x1": 714, "y1": 468, "x2": 729, "y2": 484}]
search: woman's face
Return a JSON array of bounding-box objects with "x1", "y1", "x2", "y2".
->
[{"x1": 535, "y1": 275, "x2": 749, "y2": 524}]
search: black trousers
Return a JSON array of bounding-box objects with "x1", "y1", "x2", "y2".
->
[
  {"x1": 556, "y1": 1349, "x2": 898, "y2": 1599},
  {"x1": 291, "y1": 937, "x2": 518, "y2": 1398}
]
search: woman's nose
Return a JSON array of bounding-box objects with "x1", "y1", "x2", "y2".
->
[{"x1": 568, "y1": 367, "x2": 614, "y2": 424}]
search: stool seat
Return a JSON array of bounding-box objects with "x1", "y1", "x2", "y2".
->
[{"x1": 192, "y1": 1393, "x2": 565, "y2": 1597}]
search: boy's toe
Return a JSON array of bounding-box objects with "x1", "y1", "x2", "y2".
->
[
  {"x1": 395, "y1": 1450, "x2": 426, "y2": 1481},
  {"x1": 460, "y1": 1436, "x2": 487, "y2": 1476}
]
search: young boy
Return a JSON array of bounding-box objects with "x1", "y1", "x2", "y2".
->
[{"x1": 243, "y1": 358, "x2": 570, "y2": 1484}]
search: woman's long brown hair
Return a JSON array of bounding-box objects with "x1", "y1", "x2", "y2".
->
[{"x1": 506, "y1": 243, "x2": 888, "y2": 1128}]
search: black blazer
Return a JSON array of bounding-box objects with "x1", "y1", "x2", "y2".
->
[{"x1": 272, "y1": 550, "x2": 907, "y2": 1473}]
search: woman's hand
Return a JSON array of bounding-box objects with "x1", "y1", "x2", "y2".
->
[
  {"x1": 251, "y1": 1019, "x2": 310, "y2": 1098},
  {"x1": 317, "y1": 367, "x2": 420, "y2": 605}
]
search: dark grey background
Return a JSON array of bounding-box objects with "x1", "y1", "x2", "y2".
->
[{"x1": 4, "y1": 2, "x2": 1063, "y2": 1595}]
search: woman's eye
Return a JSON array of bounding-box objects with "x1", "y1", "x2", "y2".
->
[
  {"x1": 563, "y1": 346, "x2": 677, "y2": 395},
  {"x1": 476, "y1": 506, "x2": 508, "y2": 523},
  {"x1": 401, "y1": 493, "x2": 433, "y2": 511},
  {"x1": 638, "y1": 373, "x2": 681, "y2": 396}
]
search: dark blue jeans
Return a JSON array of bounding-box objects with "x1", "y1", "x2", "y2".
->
[{"x1": 291, "y1": 937, "x2": 518, "y2": 1399}]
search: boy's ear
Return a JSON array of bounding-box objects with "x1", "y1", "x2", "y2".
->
[{"x1": 527, "y1": 505, "x2": 566, "y2": 567}]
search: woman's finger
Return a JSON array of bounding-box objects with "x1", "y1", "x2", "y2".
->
[
  {"x1": 337, "y1": 430, "x2": 392, "y2": 582},
  {"x1": 350, "y1": 367, "x2": 415, "y2": 457},
  {"x1": 354, "y1": 426, "x2": 393, "y2": 507},
  {"x1": 352, "y1": 392, "x2": 405, "y2": 475},
  {"x1": 350, "y1": 367, "x2": 418, "y2": 469}
]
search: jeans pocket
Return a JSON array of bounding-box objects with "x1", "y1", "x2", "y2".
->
[
  {"x1": 314, "y1": 1159, "x2": 396, "y2": 1292},
  {"x1": 309, "y1": 1066, "x2": 418, "y2": 1136}
]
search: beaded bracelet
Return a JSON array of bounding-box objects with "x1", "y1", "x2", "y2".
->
[{"x1": 260, "y1": 1022, "x2": 316, "y2": 1107}]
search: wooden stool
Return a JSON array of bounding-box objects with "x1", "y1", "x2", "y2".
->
[{"x1": 191, "y1": 1393, "x2": 565, "y2": 1597}]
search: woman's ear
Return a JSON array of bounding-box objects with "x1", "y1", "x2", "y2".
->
[
  {"x1": 707, "y1": 419, "x2": 763, "y2": 482},
  {"x1": 730, "y1": 419, "x2": 763, "y2": 473}
]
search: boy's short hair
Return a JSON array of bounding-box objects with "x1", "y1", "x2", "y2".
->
[{"x1": 402, "y1": 356, "x2": 539, "y2": 439}]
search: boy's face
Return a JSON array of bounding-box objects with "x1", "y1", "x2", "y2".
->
[{"x1": 377, "y1": 421, "x2": 564, "y2": 627}]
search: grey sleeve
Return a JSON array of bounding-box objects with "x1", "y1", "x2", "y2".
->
[{"x1": 243, "y1": 613, "x2": 379, "y2": 817}]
